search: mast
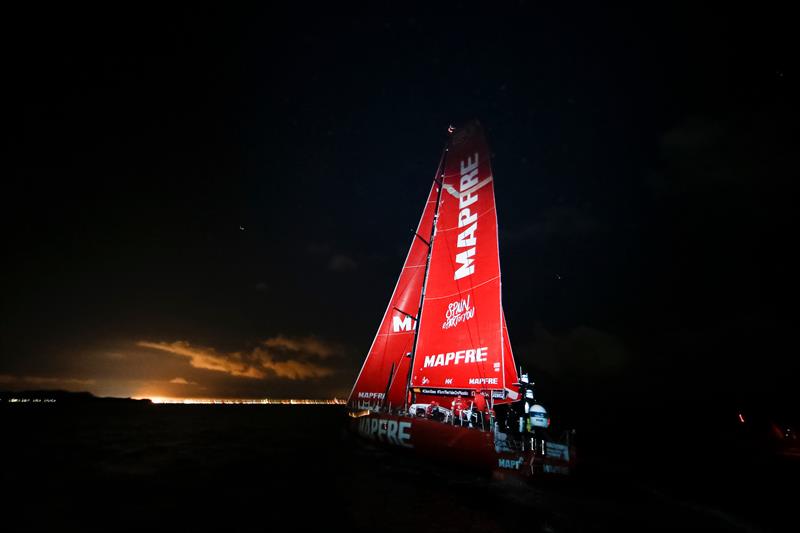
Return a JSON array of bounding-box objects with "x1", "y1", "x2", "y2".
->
[{"x1": 403, "y1": 135, "x2": 450, "y2": 411}]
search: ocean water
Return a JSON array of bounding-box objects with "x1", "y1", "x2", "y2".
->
[{"x1": 1, "y1": 404, "x2": 792, "y2": 532}]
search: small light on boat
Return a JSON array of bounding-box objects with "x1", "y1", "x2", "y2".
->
[{"x1": 738, "y1": 413, "x2": 745, "y2": 423}]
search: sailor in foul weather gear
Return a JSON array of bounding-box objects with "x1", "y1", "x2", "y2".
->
[{"x1": 451, "y1": 395, "x2": 466, "y2": 426}]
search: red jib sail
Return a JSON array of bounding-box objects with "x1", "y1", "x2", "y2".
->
[
  {"x1": 411, "y1": 122, "x2": 506, "y2": 396},
  {"x1": 496, "y1": 310, "x2": 521, "y2": 404},
  {"x1": 347, "y1": 182, "x2": 438, "y2": 410}
]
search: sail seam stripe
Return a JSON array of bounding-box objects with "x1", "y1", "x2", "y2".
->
[
  {"x1": 435, "y1": 206, "x2": 496, "y2": 233},
  {"x1": 423, "y1": 275, "x2": 500, "y2": 300}
]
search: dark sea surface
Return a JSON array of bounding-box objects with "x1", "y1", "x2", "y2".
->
[{"x1": 1, "y1": 404, "x2": 794, "y2": 532}]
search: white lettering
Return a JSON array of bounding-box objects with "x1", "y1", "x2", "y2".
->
[
  {"x1": 458, "y1": 208, "x2": 477, "y2": 228},
  {"x1": 398, "y1": 422, "x2": 413, "y2": 448},
  {"x1": 454, "y1": 153, "x2": 481, "y2": 280},
  {"x1": 498, "y1": 457, "x2": 523, "y2": 470},
  {"x1": 465, "y1": 349, "x2": 476, "y2": 363},
  {"x1": 460, "y1": 153, "x2": 479, "y2": 175},
  {"x1": 358, "y1": 417, "x2": 413, "y2": 448},
  {"x1": 422, "y1": 346, "x2": 489, "y2": 367},
  {"x1": 442, "y1": 295, "x2": 475, "y2": 330},
  {"x1": 460, "y1": 168, "x2": 479, "y2": 190},
  {"x1": 357, "y1": 391, "x2": 385, "y2": 399},
  {"x1": 457, "y1": 222, "x2": 477, "y2": 248},
  {"x1": 477, "y1": 347, "x2": 488, "y2": 362},
  {"x1": 392, "y1": 315, "x2": 413, "y2": 332},
  {"x1": 469, "y1": 377, "x2": 499, "y2": 385},
  {"x1": 387, "y1": 420, "x2": 398, "y2": 445},
  {"x1": 459, "y1": 189, "x2": 478, "y2": 210},
  {"x1": 454, "y1": 248, "x2": 475, "y2": 280}
]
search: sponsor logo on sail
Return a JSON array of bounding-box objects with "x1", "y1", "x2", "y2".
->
[
  {"x1": 454, "y1": 153, "x2": 480, "y2": 280},
  {"x1": 423, "y1": 347, "x2": 488, "y2": 368},
  {"x1": 392, "y1": 314, "x2": 414, "y2": 332},
  {"x1": 442, "y1": 295, "x2": 475, "y2": 330},
  {"x1": 469, "y1": 377, "x2": 498, "y2": 385},
  {"x1": 355, "y1": 391, "x2": 385, "y2": 410},
  {"x1": 357, "y1": 392, "x2": 384, "y2": 400}
]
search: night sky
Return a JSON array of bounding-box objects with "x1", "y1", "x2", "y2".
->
[{"x1": 3, "y1": 7, "x2": 796, "y2": 407}]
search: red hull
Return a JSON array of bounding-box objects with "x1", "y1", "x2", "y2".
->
[{"x1": 350, "y1": 412, "x2": 574, "y2": 478}]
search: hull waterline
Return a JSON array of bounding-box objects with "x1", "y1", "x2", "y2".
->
[{"x1": 349, "y1": 411, "x2": 574, "y2": 478}]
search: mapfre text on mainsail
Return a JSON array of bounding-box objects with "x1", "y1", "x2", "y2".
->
[
  {"x1": 454, "y1": 153, "x2": 480, "y2": 280},
  {"x1": 423, "y1": 346, "x2": 488, "y2": 368}
]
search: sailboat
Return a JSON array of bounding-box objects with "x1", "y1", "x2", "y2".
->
[{"x1": 347, "y1": 121, "x2": 574, "y2": 478}]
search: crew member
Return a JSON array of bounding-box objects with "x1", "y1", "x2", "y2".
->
[
  {"x1": 451, "y1": 395, "x2": 465, "y2": 426},
  {"x1": 473, "y1": 392, "x2": 487, "y2": 429},
  {"x1": 425, "y1": 400, "x2": 440, "y2": 419},
  {"x1": 485, "y1": 406, "x2": 495, "y2": 429},
  {"x1": 517, "y1": 373, "x2": 536, "y2": 449}
]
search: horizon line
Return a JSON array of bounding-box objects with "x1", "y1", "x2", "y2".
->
[{"x1": 138, "y1": 396, "x2": 347, "y2": 405}]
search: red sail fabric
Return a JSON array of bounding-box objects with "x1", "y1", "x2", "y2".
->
[
  {"x1": 493, "y1": 311, "x2": 520, "y2": 404},
  {"x1": 347, "y1": 183, "x2": 438, "y2": 410},
  {"x1": 411, "y1": 123, "x2": 504, "y2": 394}
]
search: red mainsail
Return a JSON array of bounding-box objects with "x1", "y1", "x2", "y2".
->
[
  {"x1": 410, "y1": 123, "x2": 506, "y2": 395},
  {"x1": 347, "y1": 182, "x2": 438, "y2": 410}
]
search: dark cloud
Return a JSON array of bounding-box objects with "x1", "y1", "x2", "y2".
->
[
  {"x1": 137, "y1": 336, "x2": 338, "y2": 381},
  {"x1": 0, "y1": 374, "x2": 97, "y2": 389}
]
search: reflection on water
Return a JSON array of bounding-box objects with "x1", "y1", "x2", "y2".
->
[{"x1": 0, "y1": 404, "x2": 791, "y2": 532}]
